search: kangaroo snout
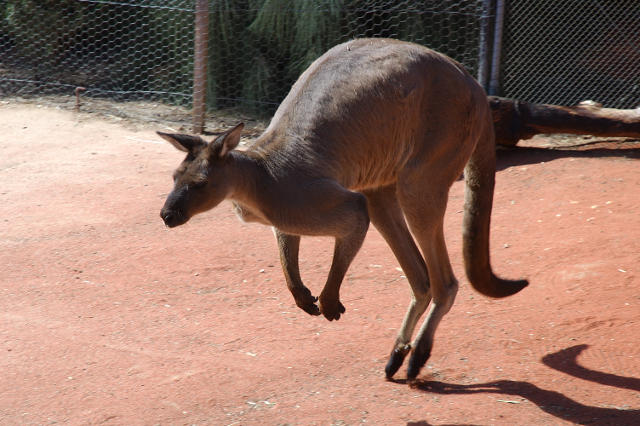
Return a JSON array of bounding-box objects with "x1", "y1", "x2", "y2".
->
[{"x1": 160, "y1": 208, "x2": 187, "y2": 228}]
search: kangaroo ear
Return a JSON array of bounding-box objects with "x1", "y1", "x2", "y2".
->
[
  {"x1": 209, "y1": 123, "x2": 244, "y2": 158},
  {"x1": 157, "y1": 132, "x2": 206, "y2": 153}
]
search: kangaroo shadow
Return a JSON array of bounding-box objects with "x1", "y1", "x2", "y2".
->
[
  {"x1": 399, "y1": 345, "x2": 639, "y2": 425},
  {"x1": 496, "y1": 142, "x2": 640, "y2": 171},
  {"x1": 542, "y1": 344, "x2": 640, "y2": 392}
]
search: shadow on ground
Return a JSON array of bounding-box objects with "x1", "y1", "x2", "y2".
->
[
  {"x1": 542, "y1": 344, "x2": 640, "y2": 392},
  {"x1": 496, "y1": 141, "x2": 640, "y2": 171},
  {"x1": 400, "y1": 345, "x2": 639, "y2": 426}
]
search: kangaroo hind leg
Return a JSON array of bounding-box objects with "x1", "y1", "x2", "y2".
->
[
  {"x1": 397, "y1": 185, "x2": 459, "y2": 381},
  {"x1": 364, "y1": 186, "x2": 432, "y2": 379}
]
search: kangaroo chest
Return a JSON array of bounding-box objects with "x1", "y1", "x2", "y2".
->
[{"x1": 231, "y1": 201, "x2": 272, "y2": 226}]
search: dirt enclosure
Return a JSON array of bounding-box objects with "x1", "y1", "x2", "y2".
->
[{"x1": 1, "y1": 103, "x2": 639, "y2": 425}]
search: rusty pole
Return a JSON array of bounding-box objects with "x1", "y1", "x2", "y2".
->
[{"x1": 192, "y1": 0, "x2": 209, "y2": 134}]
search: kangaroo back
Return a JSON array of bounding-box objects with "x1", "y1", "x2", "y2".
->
[{"x1": 462, "y1": 105, "x2": 528, "y2": 298}]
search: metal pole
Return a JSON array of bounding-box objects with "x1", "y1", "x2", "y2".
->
[
  {"x1": 477, "y1": 0, "x2": 493, "y2": 91},
  {"x1": 489, "y1": 0, "x2": 505, "y2": 96},
  {"x1": 193, "y1": 0, "x2": 209, "y2": 134}
]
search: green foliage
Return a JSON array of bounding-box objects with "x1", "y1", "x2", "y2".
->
[
  {"x1": 207, "y1": 0, "x2": 261, "y2": 110},
  {"x1": 250, "y1": 0, "x2": 343, "y2": 75},
  {"x1": 203, "y1": 0, "x2": 345, "y2": 113},
  {"x1": 229, "y1": 0, "x2": 482, "y2": 115}
]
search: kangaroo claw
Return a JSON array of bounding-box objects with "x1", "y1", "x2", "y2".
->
[
  {"x1": 299, "y1": 299, "x2": 321, "y2": 316},
  {"x1": 385, "y1": 344, "x2": 412, "y2": 379},
  {"x1": 319, "y1": 298, "x2": 346, "y2": 321}
]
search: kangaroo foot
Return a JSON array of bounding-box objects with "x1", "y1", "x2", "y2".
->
[
  {"x1": 406, "y1": 341, "x2": 433, "y2": 380},
  {"x1": 318, "y1": 293, "x2": 346, "y2": 321},
  {"x1": 292, "y1": 287, "x2": 320, "y2": 316},
  {"x1": 385, "y1": 344, "x2": 411, "y2": 379}
]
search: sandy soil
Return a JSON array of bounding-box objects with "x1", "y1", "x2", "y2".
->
[{"x1": 1, "y1": 104, "x2": 638, "y2": 425}]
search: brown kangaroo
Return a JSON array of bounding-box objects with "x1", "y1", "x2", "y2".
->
[{"x1": 159, "y1": 38, "x2": 528, "y2": 380}]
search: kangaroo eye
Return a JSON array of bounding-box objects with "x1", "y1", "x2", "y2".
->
[{"x1": 192, "y1": 180, "x2": 207, "y2": 189}]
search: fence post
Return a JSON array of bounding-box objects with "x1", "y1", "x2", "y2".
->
[
  {"x1": 477, "y1": 0, "x2": 493, "y2": 91},
  {"x1": 193, "y1": 0, "x2": 209, "y2": 134},
  {"x1": 489, "y1": 0, "x2": 505, "y2": 96}
]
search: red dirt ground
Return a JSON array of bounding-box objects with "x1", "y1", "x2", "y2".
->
[{"x1": 1, "y1": 104, "x2": 639, "y2": 425}]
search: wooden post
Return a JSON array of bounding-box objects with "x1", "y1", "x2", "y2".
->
[
  {"x1": 193, "y1": 0, "x2": 209, "y2": 134},
  {"x1": 489, "y1": 96, "x2": 640, "y2": 146}
]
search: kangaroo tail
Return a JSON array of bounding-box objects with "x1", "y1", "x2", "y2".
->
[{"x1": 462, "y1": 103, "x2": 528, "y2": 298}]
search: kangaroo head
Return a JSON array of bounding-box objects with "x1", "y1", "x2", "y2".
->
[{"x1": 158, "y1": 123, "x2": 244, "y2": 228}]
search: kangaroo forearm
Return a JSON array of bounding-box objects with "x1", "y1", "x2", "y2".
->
[
  {"x1": 274, "y1": 229, "x2": 320, "y2": 316},
  {"x1": 318, "y1": 219, "x2": 369, "y2": 321},
  {"x1": 274, "y1": 230, "x2": 303, "y2": 289}
]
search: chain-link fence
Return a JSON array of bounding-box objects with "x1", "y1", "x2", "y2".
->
[
  {"x1": 0, "y1": 0, "x2": 196, "y2": 124},
  {"x1": 205, "y1": 0, "x2": 486, "y2": 114},
  {"x1": 502, "y1": 0, "x2": 640, "y2": 109},
  {"x1": 1, "y1": 0, "x2": 638, "y2": 128},
  {"x1": 0, "y1": 0, "x2": 487, "y2": 126}
]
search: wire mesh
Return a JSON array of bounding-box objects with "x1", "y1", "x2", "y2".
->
[
  {"x1": 0, "y1": 0, "x2": 485, "y2": 124},
  {"x1": 502, "y1": 0, "x2": 640, "y2": 109},
  {"x1": 0, "y1": 0, "x2": 195, "y2": 123},
  {"x1": 3, "y1": 1, "x2": 637, "y2": 126},
  {"x1": 203, "y1": 0, "x2": 487, "y2": 115}
]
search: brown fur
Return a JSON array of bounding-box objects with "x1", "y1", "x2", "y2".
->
[{"x1": 159, "y1": 38, "x2": 527, "y2": 380}]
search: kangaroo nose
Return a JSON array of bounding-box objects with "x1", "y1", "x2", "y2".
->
[
  {"x1": 161, "y1": 209, "x2": 186, "y2": 228},
  {"x1": 160, "y1": 210, "x2": 175, "y2": 227},
  {"x1": 161, "y1": 211, "x2": 172, "y2": 224}
]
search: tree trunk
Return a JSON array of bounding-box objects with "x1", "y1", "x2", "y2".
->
[{"x1": 489, "y1": 96, "x2": 640, "y2": 146}]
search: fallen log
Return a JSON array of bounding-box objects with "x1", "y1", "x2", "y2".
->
[{"x1": 489, "y1": 96, "x2": 640, "y2": 146}]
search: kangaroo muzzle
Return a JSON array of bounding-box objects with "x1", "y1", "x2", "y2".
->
[
  {"x1": 160, "y1": 208, "x2": 187, "y2": 228},
  {"x1": 161, "y1": 186, "x2": 190, "y2": 228}
]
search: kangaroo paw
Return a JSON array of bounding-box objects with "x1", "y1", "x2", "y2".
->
[
  {"x1": 291, "y1": 286, "x2": 320, "y2": 316},
  {"x1": 318, "y1": 296, "x2": 346, "y2": 321},
  {"x1": 298, "y1": 297, "x2": 320, "y2": 316},
  {"x1": 385, "y1": 344, "x2": 411, "y2": 379}
]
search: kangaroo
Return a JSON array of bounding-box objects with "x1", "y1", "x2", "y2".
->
[{"x1": 159, "y1": 38, "x2": 528, "y2": 380}]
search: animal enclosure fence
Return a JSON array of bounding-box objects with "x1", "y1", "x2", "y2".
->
[
  {"x1": 501, "y1": 0, "x2": 640, "y2": 109},
  {"x1": 1, "y1": 0, "x2": 638, "y2": 129}
]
